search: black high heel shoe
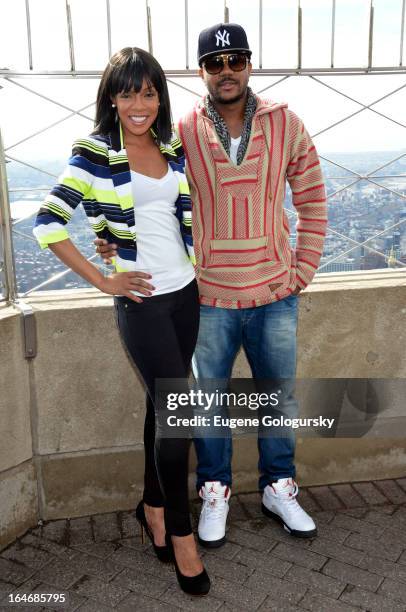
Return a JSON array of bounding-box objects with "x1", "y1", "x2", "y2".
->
[
  {"x1": 167, "y1": 534, "x2": 211, "y2": 596},
  {"x1": 135, "y1": 501, "x2": 173, "y2": 563}
]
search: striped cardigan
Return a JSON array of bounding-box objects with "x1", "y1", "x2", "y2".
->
[
  {"x1": 179, "y1": 96, "x2": 327, "y2": 308},
  {"x1": 33, "y1": 123, "x2": 194, "y2": 271}
]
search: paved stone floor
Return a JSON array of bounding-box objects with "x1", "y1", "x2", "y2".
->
[{"x1": 1, "y1": 479, "x2": 406, "y2": 611}]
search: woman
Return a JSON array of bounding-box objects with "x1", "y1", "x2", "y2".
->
[{"x1": 33, "y1": 47, "x2": 210, "y2": 596}]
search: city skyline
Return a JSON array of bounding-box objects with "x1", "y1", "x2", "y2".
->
[
  {"x1": 8, "y1": 148, "x2": 406, "y2": 294},
  {"x1": 1, "y1": 0, "x2": 405, "y2": 296}
]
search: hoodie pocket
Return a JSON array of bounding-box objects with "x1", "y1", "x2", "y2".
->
[
  {"x1": 207, "y1": 235, "x2": 270, "y2": 268},
  {"x1": 199, "y1": 235, "x2": 290, "y2": 300}
]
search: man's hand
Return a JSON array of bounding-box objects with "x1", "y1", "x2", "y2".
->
[
  {"x1": 99, "y1": 272, "x2": 155, "y2": 303},
  {"x1": 94, "y1": 238, "x2": 118, "y2": 265}
]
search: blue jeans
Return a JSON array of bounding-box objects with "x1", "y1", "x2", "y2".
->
[{"x1": 192, "y1": 294, "x2": 299, "y2": 491}]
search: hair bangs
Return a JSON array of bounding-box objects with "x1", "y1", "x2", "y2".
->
[{"x1": 109, "y1": 53, "x2": 156, "y2": 97}]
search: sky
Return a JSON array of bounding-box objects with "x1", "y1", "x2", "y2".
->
[{"x1": 0, "y1": 0, "x2": 405, "y2": 167}]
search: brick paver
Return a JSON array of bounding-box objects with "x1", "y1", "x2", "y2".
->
[
  {"x1": 352, "y1": 481, "x2": 388, "y2": 505},
  {"x1": 378, "y1": 576, "x2": 406, "y2": 604},
  {"x1": 309, "y1": 537, "x2": 364, "y2": 566},
  {"x1": 359, "y1": 554, "x2": 406, "y2": 583},
  {"x1": 243, "y1": 570, "x2": 307, "y2": 603},
  {"x1": 271, "y1": 542, "x2": 327, "y2": 571},
  {"x1": 396, "y1": 478, "x2": 406, "y2": 493},
  {"x1": 231, "y1": 547, "x2": 292, "y2": 578},
  {"x1": 329, "y1": 484, "x2": 367, "y2": 509},
  {"x1": 340, "y1": 584, "x2": 406, "y2": 612},
  {"x1": 68, "y1": 518, "x2": 93, "y2": 547},
  {"x1": 1, "y1": 479, "x2": 406, "y2": 611},
  {"x1": 32, "y1": 519, "x2": 68, "y2": 544},
  {"x1": 322, "y1": 559, "x2": 383, "y2": 591},
  {"x1": 299, "y1": 591, "x2": 360, "y2": 611},
  {"x1": 313, "y1": 522, "x2": 351, "y2": 544},
  {"x1": 92, "y1": 514, "x2": 122, "y2": 543},
  {"x1": 307, "y1": 486, "x2": 344, "y2": 511},
  {"x1": 373, "y1": 480, "x2": 406, "y2": 505},
  {"x1": 344, "y1": 531, "x2": 404, "y2": 562}
]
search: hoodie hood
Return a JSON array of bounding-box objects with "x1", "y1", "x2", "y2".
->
[{"x1": 254, "y1": 96, "x2": 288, "y2": 115}]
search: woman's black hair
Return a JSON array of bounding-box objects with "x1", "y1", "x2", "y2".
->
[{"x1": 93, "y1": 47, "x2": 172, "y2": 144}]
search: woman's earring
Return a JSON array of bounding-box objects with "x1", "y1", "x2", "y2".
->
[{"x1": 111, "y1": 103, "x2": 116, "y2": 108}]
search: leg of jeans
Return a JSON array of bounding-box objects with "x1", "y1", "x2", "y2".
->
[
  {"x1": 242, "y1": 295, "x2": 299, "y2": 490},
  {"x1": 192, "y1": 306, "x2": 242, "y2": 490}
]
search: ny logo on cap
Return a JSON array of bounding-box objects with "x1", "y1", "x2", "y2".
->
[{"x1": 215, "y1": 29, "x2": 230, "y2": 48}]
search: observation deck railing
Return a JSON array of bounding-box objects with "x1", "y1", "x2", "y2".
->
[{"x1": 1, "y1": 0, "x2": 405, "y2": 304}]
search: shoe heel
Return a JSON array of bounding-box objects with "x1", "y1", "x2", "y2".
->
[
  {"x1": 168, "y1": 535, "x2": 210, "y2": 596},
  {"x1": 135, "y1": 501, "x2": 173, "y2": 562}
]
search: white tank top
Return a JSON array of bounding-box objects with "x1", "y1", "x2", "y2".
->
[{"x1": 130, "y1": 165, "x2": 195, "y2": 296}]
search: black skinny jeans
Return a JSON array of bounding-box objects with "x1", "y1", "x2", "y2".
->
[{"x1": 115, "y1": 279, "x2": 200, "y2": 536}]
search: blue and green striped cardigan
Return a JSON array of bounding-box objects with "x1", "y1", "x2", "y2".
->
[{"x1": 33, "y1": 122, "x2": 194, "y2": 271}]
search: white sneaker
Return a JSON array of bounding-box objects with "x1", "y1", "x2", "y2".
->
[
  {"x1": 262, "y1": 478, "x2": 317, "y2": 538},
  {"x1": 198, "y1": 481, "x2": 231, "y2": 548}
]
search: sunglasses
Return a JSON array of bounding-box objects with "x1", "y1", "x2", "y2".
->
[{"x1": 203, "y1": 53, "x2": 249, "y2": 75}]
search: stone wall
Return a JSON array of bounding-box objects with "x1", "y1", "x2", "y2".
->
[{"x1": 1, "y1": 269, "x2": 405, "y2": 549}]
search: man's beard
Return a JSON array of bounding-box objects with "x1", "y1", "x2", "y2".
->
[
  {"x1": 214, "y1": 91, "x2": 246, "y2": 105},
  {"x1": 209, "y1": 82, "x2": 247, "y2": 105}
]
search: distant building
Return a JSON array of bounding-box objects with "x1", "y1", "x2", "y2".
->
[
  {"x1": 386, "y1": 247, "x2": 402, "y2": 266},
  {"x1": 393, "y1": 231, "x2": 401, "y2": 249},
  {"x1": 387, "y1": 247, "x2": 398, "y2": 268},
  {"x1": 349, "y1": 226, "x2": 362, "y2": 267},
  {"x1": 362, "y1": 252, "x2": 387, "y2": 270},
  {"x1": 321, "y1": 261, "x2": 356, "y2": 273}
]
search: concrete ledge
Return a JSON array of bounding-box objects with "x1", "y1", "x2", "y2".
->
[
  {"x1": 0, "y1": 307, "x2": 32, "y2": 471},
  {"x1": 11, "y1": 437, "x2": 406, "y2": 522},
  {"x1": 31, "y1": 300, "x2": 144, "y2": 454},
  {"x1": 0, "y1": 270, "x2": 405, "y2": 548},
  {"x1": 223, "y1": 437, "x2": 406, "y2": 493},
  {"x1": 39, "y1": 448, "x2": 145, "y2": 521},
  {"x1": 0, "y1": 460, "x2": 38, "y2": 549},
  {"x1": 297, "y1": 270, "x2": 406, "y2": 378}
]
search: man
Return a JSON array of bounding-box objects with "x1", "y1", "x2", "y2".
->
[{"x1": 96, "y1": 23, "x2": 327, "y2": 547}]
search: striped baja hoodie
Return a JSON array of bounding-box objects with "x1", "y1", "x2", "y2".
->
[
  {"x1": 33, "y1": 123, "x2": 194, "y2": 271},
  {"x1": 178, "y1": 96, "x2": 327, "y2": 309}
]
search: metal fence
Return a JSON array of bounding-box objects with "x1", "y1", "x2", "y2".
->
[{"x1": 1, "y1": 0, "x2": 406, "y2": 304}]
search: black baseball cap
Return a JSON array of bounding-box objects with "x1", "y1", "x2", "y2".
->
[{"x1": 198, "y1": 23, "x2": 251, "y2": 66}]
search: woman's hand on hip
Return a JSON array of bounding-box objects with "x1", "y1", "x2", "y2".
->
[{"x1": 99, "y1": 272, "x2": 155, "y2": 303}]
